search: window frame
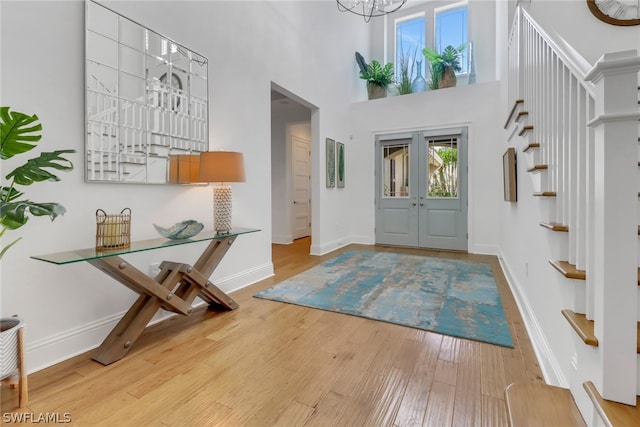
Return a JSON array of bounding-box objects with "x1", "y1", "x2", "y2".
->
[
  {"x1": 434, "y1": 1, "x2": 469, "y2": 75},
  {"x1": 388, "y1": 1, "x2": 469, "y2": 80},
  {"x1": 394, "y1": 11, "x2": 426, "y2": 81}
]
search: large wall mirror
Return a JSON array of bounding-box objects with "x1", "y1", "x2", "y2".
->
[{"x1": 85, "y1": 0, "x2": 208, "y2": 184}]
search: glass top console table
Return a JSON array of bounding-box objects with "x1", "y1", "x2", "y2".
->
[{"x1": 32, "y1": 227, "x2": 259, "y2": 365}]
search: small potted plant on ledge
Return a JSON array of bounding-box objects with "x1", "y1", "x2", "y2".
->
[
  {"x1": 355, "y1": 52, "x2": 394, "y2": 100},
  {"x1": 396, "y1": 49, "x2": 416, "y2": 96},
  {"x1": 423, "y1": 44, "x2": 465, "y2": 89},
  {"x1": 0, "y1": 106, "x2": 75, "y2": 407}
]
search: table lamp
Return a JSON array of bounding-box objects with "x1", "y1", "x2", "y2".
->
[{"x1": 198, "y1": 151, "x2": 246, "y2": 234}]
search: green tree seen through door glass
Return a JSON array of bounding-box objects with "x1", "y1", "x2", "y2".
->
[{"x1": 429, "y1": 147, "x2": 457, "y2": 197}]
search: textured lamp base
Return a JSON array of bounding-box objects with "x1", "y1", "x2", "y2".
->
[{"x1": 213, "y1": 184, "x2": 232, "y2": 234}]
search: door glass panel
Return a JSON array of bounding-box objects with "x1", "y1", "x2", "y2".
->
[
  {"x1": 427, "y1": 137, "x2": 458, "y2": 198},
  {"x1": 382, "y1": 143, "x2": 410, "y2": 198}
]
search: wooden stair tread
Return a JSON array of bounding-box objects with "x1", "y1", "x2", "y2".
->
[
  {"x1": 540, "y1": 222, "x2": 568, "y2": 232},
  {"x1": 515, "y1": 111, "x2": 529, "y2": 122},
  {"x1": 505, "y1": 382, "x2": 585, "y2": 427},
  {"x1": 550, "y1": 260, "x2": 586, "y2": 279},
  {"x1": 527, "y1": 164, "x2": 548, "y2": 172},
  {"x1": 584, "y1": 381, "x2": 640, "y2": 427},
  {"x1": 561, "y1": 309, "x2": 598, "y2": 347},
  {"x1": 549, "y1": 261, "x2": 640, "y2": 285},
  {"x1": 523, "y1": 142, "x2": 540, "y2": 153},
  {"x1": 533, "y1": 191, "x2": 556, "y2": 197},
  {"x1": 519, "y1": 125, "x2": 534, "y2": 136},
  {"x1": 504, "y1": 99, "x2": 524, "y2": 129}
]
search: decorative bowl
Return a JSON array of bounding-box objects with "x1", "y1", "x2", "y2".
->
[{"x1": 153, "y1": 220, "x2": 204, "y2": 240}]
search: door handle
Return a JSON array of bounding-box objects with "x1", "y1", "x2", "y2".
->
[
  {"x1": 412, "y1": 203, "x2": 417, "y2": 206},
  {"x1": 420, "y1": 203, "x2": 424, "y2": 206}
]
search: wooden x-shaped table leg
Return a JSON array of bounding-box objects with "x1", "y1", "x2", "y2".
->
[{"x1": 89, "y1": 235, "x2": 239, "y2": 365}]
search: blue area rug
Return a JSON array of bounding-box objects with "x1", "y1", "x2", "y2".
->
[{"x1": 255, "y1": 250, "x2": 514, "y2": 348}]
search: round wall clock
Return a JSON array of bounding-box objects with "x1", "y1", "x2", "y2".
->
[
  {"x1": 159, "y1": 72, "x2": 183, "y2": 110},
  {"x1": 587, "y1": 0, "x2": 640, "y2": 26}
]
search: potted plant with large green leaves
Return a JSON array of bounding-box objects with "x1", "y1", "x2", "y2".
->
[
  {"x1": 355, "y1": 52, "x2": 395, "y2": 100},
  {"x1": 0, "y1": 106, "x2": 75, "y2": 395},
  {"x1": 423, "y1": 44, "x2": 465, "y2": 89}
]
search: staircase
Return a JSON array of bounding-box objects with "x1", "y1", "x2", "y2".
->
[{"x1": 503, "y1": 6, "x2": 640, "y2": 426}]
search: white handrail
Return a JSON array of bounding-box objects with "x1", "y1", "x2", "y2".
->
[
  {"x1": 508, "y1": 5, "x2": 598, "y2": 272},
  {"x1": 520, "y1": 8, "x2": 595, "y2": 96}
]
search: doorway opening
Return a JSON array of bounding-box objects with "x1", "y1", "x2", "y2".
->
[
  {"x1": 375, "y1": 127, "x2": 468, "y2": 251},
  {"x1": 270, "y1": 84, "x2": 317, "y2": 248}
]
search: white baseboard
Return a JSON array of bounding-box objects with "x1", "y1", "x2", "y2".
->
[
  {"x1": 498, "y1": 250, "x2": 568, "y2": 387},
  {"x1": 271, "y1": 234, "x2": 293, "y2": 245},
  {"x1": 216, "y1": 262, "x2": 274, "y2": 294},
  {"x1": 26, "y1": 312, "x2": 129, "y2": 374},
  {"x1": 349, "y1": 235, "x2": 375, "y2": 245},
  {"x1": 311, "y1": 236, "x2": 496, "y2": 255},
  {"x1": 469, "y1": 243, "x2": 499, "y2": 256},
  {"x1": 26, "y1": 262, "x2": 274, "y2": 374},
  {"x1": 310, "y1": 236, "x2": 352, "y2": 256}
]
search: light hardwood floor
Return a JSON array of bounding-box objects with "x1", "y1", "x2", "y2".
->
[{"x1": 1, "y1": 239, "x2": 543, "y2": 426}]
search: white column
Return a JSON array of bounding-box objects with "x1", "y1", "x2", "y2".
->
[{"x1": 585, "y1": 49, "x2": 640, "y2": 405}]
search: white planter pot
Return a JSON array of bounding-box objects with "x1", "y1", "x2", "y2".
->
[{"x1": 0, "y1": 317, "x2": 24, "y2": 380}]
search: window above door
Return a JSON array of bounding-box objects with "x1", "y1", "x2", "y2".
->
[{"x1": 389, "y1": 1, "x2": 469, "y2": 85}]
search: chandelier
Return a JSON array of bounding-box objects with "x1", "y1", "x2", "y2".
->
[{"x1": 336, "y1": 0, "x2": 407, "y2": 23}]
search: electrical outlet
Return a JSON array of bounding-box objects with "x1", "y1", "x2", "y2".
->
[{"x1": 150, "y1": 262, "x2": 160, "y2": 277}]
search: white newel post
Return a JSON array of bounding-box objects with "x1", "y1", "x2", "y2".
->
[{"x1": 585, "y1": 50, "x2": 640, "y2": 405}]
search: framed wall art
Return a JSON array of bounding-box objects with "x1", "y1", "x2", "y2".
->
[
  {"x1": 503, "y1": 147, "x2": 517, "y2": 202},
  {"x1": 337, "y1": 141, "x2": 345, "y2": 188},
  {"x1": 326, "y1": 138, "x2": 336, "y2": 188}
]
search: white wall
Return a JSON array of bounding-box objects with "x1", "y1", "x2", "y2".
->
[
  {"x1": 348, "y1": 81, "x2": 504, "y2": 254},
  {"x1": 1, "y1": 0, "x2": 369, "y2": 371},
  {"x1": 526, "y1": 0, "x2": 640, "y2": 66}
]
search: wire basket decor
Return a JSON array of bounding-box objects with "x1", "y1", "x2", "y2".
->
[{"x1": 96, "y1": 208, "x2": 131, "y2": 250}]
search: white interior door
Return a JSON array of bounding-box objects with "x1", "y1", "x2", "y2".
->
[{"x1": 292, "y1": 135, "x2": 311, "y2": 239}]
